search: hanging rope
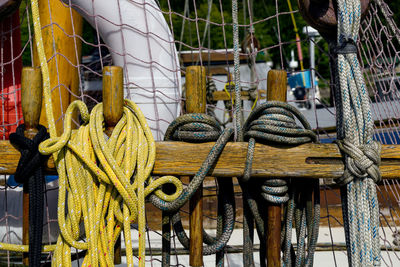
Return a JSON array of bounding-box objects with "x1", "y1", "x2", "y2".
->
[
  {"x1": 232, "y1": 0, "x2": 243, "y2": 141},
  {"x1": 154, "y1": 114, "x2": 235, "y2": 266},
  {"x1": 332, "y1": 0, "x2": 382, "y2": 266},
  {"x1": 27, "y1": 0, "x2": 184, "y2": 266},
  {"x1": 240, "y1": 101, "x2": 320, "y2": 267},
  {"x1": 9, "y1": 125, "x2": 49, "y2": 266}
]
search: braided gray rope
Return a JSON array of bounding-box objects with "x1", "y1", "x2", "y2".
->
[
  {"x1": 332, "y1": 1, "x2": 382, "y2": 266},
  {"x1": 151, "y1": 114, "x2": 236, "y2": 262},
  {"x1": 241, "y1": 101, "x2": 319, "y2": 267},
  {"x1": 243, "y1": 101, "x2": 317, "y2": 204}
]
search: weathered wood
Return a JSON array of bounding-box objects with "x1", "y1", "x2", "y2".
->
[
  {"x1": 212, "y1": 89, "x2": 266, "y2": 101},
  {"x1": 32, "y1": 0, "x2": 83, "y2": 135},
  {"x1": 21, "y1": 67, "x2": 42, "y2": 266},
  {"x1": 1, "y1": 141, "x2": 399, "y2": 178},
  {"x1": 21, "y1": 67, "x2": 42, "y2": 139},
  {"x1": 102, "y1": 66, "x2": 124, "y2": 264},
  {"x1": 103, "y1": 66, "x2": 124, "y2": 137},
  {"x1": 186, "y1": 66, "x2": 206, "y2": 267},
  {"x1": 265, "y1": 69, "x2": 287, "y2": 267}
]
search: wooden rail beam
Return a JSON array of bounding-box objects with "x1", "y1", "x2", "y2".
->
[{"x1": 1, "y1": 141, "x2": 400, "y2": 179}]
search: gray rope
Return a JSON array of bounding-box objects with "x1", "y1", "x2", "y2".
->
[
  {"x1": 152, "y1": 114, "x2": 235, "y2": 264},
  {"x1": 241, "y1": 101, "x2": 319, "y2": 267},
  {"x1": 232, "y1": 0, "x2": 242, "y2": 141},
  {"x1": 243, "y1": 101, "x2": 316, "y2": 204},
  {"x1": 332, "y1": 1, "x2": 382, "y2": 266}
]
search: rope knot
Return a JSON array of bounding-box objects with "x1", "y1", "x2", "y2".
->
[
  {"x1": 335, "y1": 139, "x2": 382, "y2": 186},
  {"x1": 334, "y1": 36, "x2": 358, "y2": 55},
  {"x1": 10, "y1": 124, "x2": 49, "y2": 183}
]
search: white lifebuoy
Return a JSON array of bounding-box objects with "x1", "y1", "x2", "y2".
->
[{"x1": 68, "y1": 0, "x2": 181, "y2": 140}]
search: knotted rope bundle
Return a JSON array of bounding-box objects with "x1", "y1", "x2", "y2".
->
[
  {"x1": 240, "y1": 101, "x2": 319, "y2": 267},
  {"x1": 332, "y1": 0, "x2": 382, "y2": 265},
  {"x1": 37, "y1": 100, "x2": 183, "y2": 267},
  {"x1": 9, "y1": 124, "x2": 49, "y2": 266},
  {"x1": 150, "y1": 114, "x2": 236, "y2": 261},
  {"x1": 243, "y1": 101, "x2": 317, "y2": 203}
]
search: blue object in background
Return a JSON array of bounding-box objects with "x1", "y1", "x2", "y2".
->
[
  {"x1": 288, "y1": 70, "x2": 318, "y2": 89},
  {"x1": 319, "y1": 130, "x2": 400, "y2": 145},
  {"x1": 7, "y1": 175, "x2": 58, "y2": 187}
]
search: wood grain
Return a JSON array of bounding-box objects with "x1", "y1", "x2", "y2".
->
[
  {"x1": 21, "y1": 67, "x2": 43, "y2": 266},
  {"x1": 102, "y1": 66, "x2": 124, "y2": 264},
  {"x1": 102, "y1": 66, "x2": 124, "y2": 137},
  {"x1": 32, "y1": 0, "x2": 83, "y2": 135},
  {"x1": 266, "y1": 69, "x2": 287, "y2": 267},
  {"x1": 1, "y1": 141, "x2": 400, "y2": 178},
  {"x1": 186, "y1": 66, "x2": 206, "y2": 267}
]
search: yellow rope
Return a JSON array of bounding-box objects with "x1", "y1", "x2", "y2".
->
[
  {"x1": 0, "y1": 1, "x2": 184, "y2": 266},
  {"x1": 39, "y1": 100, "x2": 182, "y2": 266}
]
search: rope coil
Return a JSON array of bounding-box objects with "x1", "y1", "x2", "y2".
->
[
  {"x1": 37, "y1": 100, "x2": 183, "y2": 267},
  {"x1": 240, "y1": 101, "x2": 320, "y2": 266},
  {"x1": 243, "y1": 101, "x2": 317, "y2": 204}
]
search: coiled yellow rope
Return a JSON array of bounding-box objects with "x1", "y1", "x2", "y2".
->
[
  {"x1": 39, "y1": 100, "x2": 182, "y2": 267},
  {"x1": 0, "y1": 0, "x2": 183, "y2": 266}
]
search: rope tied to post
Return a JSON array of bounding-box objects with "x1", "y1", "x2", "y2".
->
[
  {"x1": 151, "y1": 113, "x2": 236, "y2": 256},
  {"x1": 241, "y1": 101, "x2": 320, "y2": 267},
  {"x1": 331, "y1": 0, "x2": 382, "y2": 265},
  {"x1": 10, "y1": 124, "x2": 49, "y2": 267},
  {"x1": 335, "y1": 139, "x2": 381, "y2": 186},
  {"x1": 242, "y1": 101, "x2": 317, "y2": 203},
  {"x1": 37, "y1": 100, "x2": 183, "y2": 267}
]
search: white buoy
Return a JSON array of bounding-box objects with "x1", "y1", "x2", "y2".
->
[{"x1": 67, "y1": 0, "x2": 181, "y2": 140}]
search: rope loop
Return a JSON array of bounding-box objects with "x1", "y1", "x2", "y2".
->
[
  {"x1": 164, "y1": 113, "x2": 222, "y2": 142},
  {"x1": 335, "y1": 139, "x2": 382, "y2": 186},
  {"x1": 243, "y1": 101, "x2": 317, "y2": 145},
  {"x1": 242, "y1": 101, "x2": 316, "y2": 204},
  {"x1": 156, "y1": 113, "x2": 236, "y2": 256}
]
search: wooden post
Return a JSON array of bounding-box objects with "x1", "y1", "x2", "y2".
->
[
  {"x1": 21, "y1": 67, "x2": 43, "y2": 266},
  {"x1": 186, "y1": 66, "x2": 206, "y2": 267},
  {"x1": 265, "y1": 70, "x2": 287, "y2": 267},
  {"x1": 32, "y1": 0, "x2": 83, "y2": 135},
  {"x1": 102, "y1": 66, "x2": 124, "y2": 264}
]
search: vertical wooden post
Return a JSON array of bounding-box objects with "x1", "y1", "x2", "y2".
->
[
  {"x1": 265, "y1": 70, "x2": 287, "y2": 267},
  {"x1": 21, "y1": 67, "x2": 43, "y2": 266},
  {"x1": 186, "y1": 66, "x2": 206, "y2": 267},
  {"x1": 33, "y1": 0, "x2": 83, "y2": 135},
  {"x1": 102, "y1": 66, "x2": 124, "y2": 264}
]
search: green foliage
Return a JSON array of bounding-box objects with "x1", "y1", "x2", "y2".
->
[
  {"x1": 15, "y1": 0, "x2": 400, "y2": 79},
  {"x1": 19, "y1": 0, "x2": 33, "y2": 67}
]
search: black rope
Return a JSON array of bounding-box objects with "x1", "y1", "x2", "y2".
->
[{"x1": 10, "y1": 124, "x2": 49, "y2": 267}]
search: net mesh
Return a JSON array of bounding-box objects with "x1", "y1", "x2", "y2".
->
[{"x1": 0, "y1": 0, "x2": 399, "y2": 266}]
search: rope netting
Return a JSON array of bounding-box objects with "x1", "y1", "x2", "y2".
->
[{"x1": 0, "y1": 0, "x2": 399, "y2": 266}]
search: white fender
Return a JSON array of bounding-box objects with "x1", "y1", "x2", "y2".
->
[{"x1": 68, "y1": 0, "x2": 181, "y2": 140}]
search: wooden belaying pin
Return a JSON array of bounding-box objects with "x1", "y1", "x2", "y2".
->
[
  {"x1": 102, "y1": 65, "x2": 124, "y2": 264},
  {"x1": 21, "y1": 66, "x2": 43, "y2": 266}
]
